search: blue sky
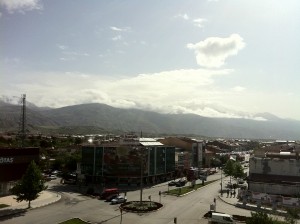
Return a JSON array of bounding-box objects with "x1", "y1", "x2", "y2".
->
[{"x1": 1, "y1": 0, "x2": 300, "y2": 120}]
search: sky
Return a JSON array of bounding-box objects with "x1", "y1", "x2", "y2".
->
[{"x1": 1, "y1": 0, "x2": 300, "y2": 120}]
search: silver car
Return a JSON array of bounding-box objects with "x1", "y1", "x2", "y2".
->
[{"x1": 111, "y1": 195, "x2": 127, "y2": 204}]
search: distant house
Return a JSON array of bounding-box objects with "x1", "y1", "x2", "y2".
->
[{"x1": 207, "y1": 140, "x2": 239, "y2": 152}]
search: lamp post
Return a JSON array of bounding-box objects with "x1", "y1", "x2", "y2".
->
[
  {"x1": 140, "y1": 153, "x2": 143, "y2": 205},
  {"x1": 138, "y1": 147, "x2": 148, "y2": 205},
  {"x1": 93, "y1": 145, "x2": 96, "y2": 184},
  {"x1": 220, "y1": 167, "x2": 223, "y2": 197}
]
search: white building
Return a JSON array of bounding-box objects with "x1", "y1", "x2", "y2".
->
[{"x1": 248, "y1": 152, "x2": 300, "y2": 196}]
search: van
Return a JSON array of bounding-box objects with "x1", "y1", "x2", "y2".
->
[
  {"x1": 210, "y1": 212, "x2": 235, "y2": 224},
  {"x1": 100, "y1": 188, "x2": 119, "y2": 199}
]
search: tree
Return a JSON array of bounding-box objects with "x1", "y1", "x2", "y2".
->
[
  {"x1": 211, "y1": 157, "x2": 221, "y2": 167},
  {"x1": 246, "y1": 211, "x2": 285, "y2": 224},
  {"x1": 223, "y1": 159, "x2": 245, "y2": 182},
  {"x1": 10, "y1": 161, "x2": 47, "y2": 208},
  {"x1": 233, "y1": 162, "x2": 246, "y2": 179},
  {"x1": 74, "y1": 137, "x2": 82, "y2": 145},
  {"x1": 285, "y1": 208, "x2": 300, "y2": 224},
  {"x1": 223, "y1": 159, "x2": 235, "y2": 182}
]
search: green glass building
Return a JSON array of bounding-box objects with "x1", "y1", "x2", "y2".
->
[{"x1": 81, "y1": 138, "x2": 175, "y2": 185}]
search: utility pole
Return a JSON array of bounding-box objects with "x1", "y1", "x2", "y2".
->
[
  {"x1": 220, "y1": 167, "x2": 223, "y2": 196},
  {"x1": 18, "y1": 94, "x2": 26, "y2": 148},
  {"x1": 140, "y1": 151, "x2": 143, "y2": 205}
]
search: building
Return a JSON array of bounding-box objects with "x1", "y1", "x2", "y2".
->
[
  {"x1": 158, "y1": 137, "x2": 205, "y2": 170},
  {"x1": 248, "y1": 143, "x2": 300, "y2": 196},
  {"x1": 0, "y1": 147, "x2": 40, "y2": 196},
  {"x1": 207, "y1": 140, "x2": 239, "y2": 152},
  {"x1": 80, "y1": 138, "x2": 175, "y2": 186}
]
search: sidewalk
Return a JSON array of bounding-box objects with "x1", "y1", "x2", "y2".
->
[
  {"x1": 218, "y1": 193, "x2": 287, "y2": 215},
  {"x1": 0, "y1": 190, "x2": 61, "y2": 217}
]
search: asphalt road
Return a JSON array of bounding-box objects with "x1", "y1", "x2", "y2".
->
[{"x1": 0, "y1": 173, "x2": 252, "y2": 224}]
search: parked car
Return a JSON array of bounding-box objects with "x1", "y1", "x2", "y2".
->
[
  {"x1": 111, "y1": 195, "x2": 127, "y2": 204},
  {"x1": 49, "y1": 175, "x2": 57, "y2": 180},
  {"x1": 210, "y1": 212, "x2": 235, "y2": 223},
  {"x1": 100, "y1": 188, "x2": 119, "y2": 200},
  {"x1": 175, "y1": 179, "x2": 187, "y2": 187},
  {"x1": 105, "y1": 194, "x2": 119, "y2": 202},
  {"x1": 168, "y1": 181, "x2": 176, "y2": 186}
]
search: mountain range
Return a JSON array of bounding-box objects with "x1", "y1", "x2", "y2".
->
[{"x1": 1, "y1": 99, "x2": 300, "y2": 140}]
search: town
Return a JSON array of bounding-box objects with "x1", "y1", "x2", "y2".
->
[{"x1": 1, "y1": 131, "x2": 300, "y2": 223}]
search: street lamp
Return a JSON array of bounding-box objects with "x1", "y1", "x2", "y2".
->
[
  {"x1": 137, "y1": 146, "x2": 148, "y2": 205},
  {"x1": 220, "y1": 167, "x2": 223, "y2": 197},
  {"x1": 140, "y1": 152, "x2": 143, "y2": 205}
]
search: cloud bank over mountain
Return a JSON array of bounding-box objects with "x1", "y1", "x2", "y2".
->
[{"x1": 1, "y1": 1, "x2": 299, "y2": 121}]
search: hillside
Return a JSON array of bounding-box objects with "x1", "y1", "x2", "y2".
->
[{"x1": 1, "y1": 101, "x2": 300, "y2": 140}]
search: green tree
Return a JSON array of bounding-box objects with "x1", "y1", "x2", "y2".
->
[
  {"x1": 219, "y1": 154, "x2": 229, "y2": 165},
  {"x1": 233, "y1": 162, "x2": 246, "y2": 179},
  {"x1": 223, "y1": 159, "x2": 245, "y2": 182},
  {"x1": 40, "y1": 139, "x2": 52, "y2": 148},
  {"x1": 211, "y1": 157, "x2": 222, "y2": 167},
  {"x1": 223, "y1": 159, "x2": 235, "y2": 182},
  {"x1": 10, "y1": 161, "x2": 47, "y2": 208},
  {"x1": 285, "y1": 208, "x2": 300, "y2": 224},
  {"x1": 74, "y1": 137, "x2": 82, "y2": 145},
  {"x1": 246, "y1": 211, "x2": 286, "y2": 224}
]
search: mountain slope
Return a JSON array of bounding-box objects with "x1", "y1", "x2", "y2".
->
[
  {"x1": 0, "y1": 101, "x2": 59, "y2": 131},
  {"x1": 1, "y1": 102, "x2": 300, "y2": 139}
]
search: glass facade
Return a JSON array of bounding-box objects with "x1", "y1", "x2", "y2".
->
[{"x1": 81, "y1": 145, "x2": 175, "y2": 182}]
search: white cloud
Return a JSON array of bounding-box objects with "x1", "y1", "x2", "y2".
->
[
  {"x1": 58, "y1": 47, "x2": 90, "y2": 61},
  {"x1": 5, "y1": 68, "x2": 298, "y2": 120},
  {"x1": 175, "y1": 14, "x2": 207, "y2": 28},
  {"x1": 110, "y1": 26, "x2": 130, "y2": 32},
  {"x1": 193, "y1": 18, "x2": 207, "y2": 28},
  {"x1": 60, "y1": 57, "x2": 74, "y2": 61},
  {"x1": 231, "y1": 86, "x2": 246, "y2": 92},
  {"x1": 176, "y1": 13, "x2": 189, "y2": 20},
  {"x1": 187, "y1": 34, "x2": 246, "y2": 68},
  {"x1": 112, "y1": 35, "x2": 122, "y2": 41},
  {"x1": 5, "y1": 69, "x2": 241, "y2": 117},
  {"x1": 58, "y1": 45, "x2": 68, "y2": 50},
  {"x1": 0, "y1": 0, "x2": 42, "y2": 13}
]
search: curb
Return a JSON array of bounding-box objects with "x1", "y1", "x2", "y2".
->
[
  {"x1": 218, "y1": 195, "x2": 288, "y2": 216},
  {"x1": 218, "y1": 195, "x2": 236, "y2": 206},
  {"x1": 0, "y1": 192, "x2": 61, "y2": 218}
]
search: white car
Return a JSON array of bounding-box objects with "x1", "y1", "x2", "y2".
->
[
  {"x1": 111, "y1": 195, "x2": 127, "y2": 204},
  {"x1": 49, "y1": 175, "x2": 57, "y2": 180}
]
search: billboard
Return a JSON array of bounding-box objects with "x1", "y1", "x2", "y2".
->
[{"x1": 0, "y1": 147, "x2": 39, "y2": 181}]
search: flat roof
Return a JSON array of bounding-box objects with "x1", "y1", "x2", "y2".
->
[
  {"x1": 140, "y1": 142, "x2": 164, "y2": 146},
  {"x1": 212, "y1": 212, "x2": 232, "y2": 217}
]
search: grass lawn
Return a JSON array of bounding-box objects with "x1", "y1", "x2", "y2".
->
[
  {"x1": 0, "y1": 204, "x2": 10, "y2": 209},
  {"x1": 59, "y1": 218, "x2": 88, "y2": 224},
  {"x1": 166, "y1": 180, "x2": 218, "y2": 196}
]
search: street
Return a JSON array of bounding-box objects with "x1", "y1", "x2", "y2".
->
[{"x1": 0, "y1": 173, "x2": 252, "y2": 224}]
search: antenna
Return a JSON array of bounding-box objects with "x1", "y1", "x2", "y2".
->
[{"x1": 18, "y1": 94, "x2": 26, "y2": 148}]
